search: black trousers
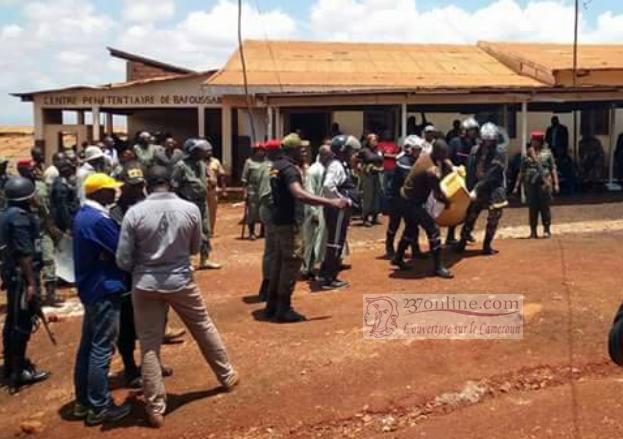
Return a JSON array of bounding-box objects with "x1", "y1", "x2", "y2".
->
[
  {"x1": 388, "y1": 198, "x2": 422, "y2": 251},
  {"x1": 117, "y1": 294, "x2": 138, "y2": 376},
  {"x1": 320, "y1": 207, "x2": 351, "y2": 282},
  {"x1": 400, "y1": 203, "x2": 442, "y2": 252},
  {"x1": 460, "y1": 199, "x2": 503, "y2": 245},
  {"x1": 526, "y1": 183, "x2": 552, "y2": 230},
  {"x1": 2, "y1": 278, "x2": 34, "y2": 377}
]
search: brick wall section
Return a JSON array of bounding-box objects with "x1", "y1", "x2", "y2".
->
[{"x1": 127, "y1": 61, "x2": 179, "y2": 81}]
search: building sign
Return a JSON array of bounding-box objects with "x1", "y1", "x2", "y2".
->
[{"x1": 41, "y1": 94, "x2": 220, "y2": 107}]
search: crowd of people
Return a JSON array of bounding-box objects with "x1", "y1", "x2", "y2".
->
[{"x1": 0, "y1": 114, "x2": 574, "y2": 427}]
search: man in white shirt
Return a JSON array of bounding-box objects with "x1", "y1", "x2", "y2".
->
[{"x1": 77, "y1": 146, "x2": 107, "y2": 203}]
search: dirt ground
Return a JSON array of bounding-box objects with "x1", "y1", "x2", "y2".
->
[{"x1": 2, "y1": 197, "x2": 623, "y2": 439}]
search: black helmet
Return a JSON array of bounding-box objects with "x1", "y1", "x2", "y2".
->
[
  {"x1": 330, "y1": 135, "x2": 361, "y2": 154},
  {"x1": 5, "y1": 176, "x2": 35, "y2": 202}
]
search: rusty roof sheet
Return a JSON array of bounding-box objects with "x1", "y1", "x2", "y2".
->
[
  {"x1": 204, "y1": 40, "x2": 544, "y2": 92},
  {"x1": 479, "y1": 41, "x2": 623, "y2": 72}
]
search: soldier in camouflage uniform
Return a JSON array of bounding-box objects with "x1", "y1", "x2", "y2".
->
[
  {"x1": 16, "y1": 160, "x2": 64, "y2": 307},
  {"x1": 513, "y1": 131, "x2": 560, "y2": 239},
  {"x1": 133, "y1": 131, "x2": 158, "y2": 169},
  {"x1": 256, "y1": 140, "x2": 282, "y2": 301},
  {"x1": 241, "y1": 144, "x2": 266, "y2": 240},
  {"x1": 171, "y1": 138, "x2": 221, "y2": 270}
]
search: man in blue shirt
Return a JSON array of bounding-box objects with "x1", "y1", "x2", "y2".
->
[{"x1": 72, "y1": 173, "x2": 131, "y2": 426}]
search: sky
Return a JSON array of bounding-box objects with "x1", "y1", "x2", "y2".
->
[{"x1": 1, "y1": 0, "x2": 622, "y2": 124}]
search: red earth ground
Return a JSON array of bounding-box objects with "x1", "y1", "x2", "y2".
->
[{"x1": 2, "y1": 195, "x2": 623, "y2": 438}]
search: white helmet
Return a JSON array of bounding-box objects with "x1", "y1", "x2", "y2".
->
[
  {"x1": 461, "y1": 117, "x2": 479, "y2": 130},
  {"x1": 402, "y1": 135, "x2": 424, "y2": 151},
  {"x1": 480, "y1": 122, "x2": 499, "y2": 141}
]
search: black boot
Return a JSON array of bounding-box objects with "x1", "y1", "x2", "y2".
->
[
  {"x1": 258, "y1": 279, "x2": 269, "y2": 302},
  {"x1": 248, "y1": 224, "x2": 257, "y2": 241},
  {"x1": 391, "y1": 239, "x2": 411, "y2": 270},
  {"x1": 483, "y1": 235, "x2": 499, "y2": 255},
  {"x1": 410, "y1": 243, "x2": 428, "y2": 260},
  {"x1": 445, "y1": 227, "x2": 459, "y2": 246},
  {"x1": 431, "y1": 249, "x2": 453, "y2": 279},
  {"x1": 274, "y1": 295, "x2": 306, "y2": 323},
  {"x1": 454, "y1": 238, "x2": 467, "y2": 253},
  {"x1": 263, "y1": 290, "x2": 278, "y2": 320},
  {"x1": 543, "y1": 225, "x2": 552, "y2": 239},
  {"x1": 385, "y1": 233, "x2": 396, "y2": 259},
  {"x1": 530, "y1": 227, "x2": 538, "y2": 239}
]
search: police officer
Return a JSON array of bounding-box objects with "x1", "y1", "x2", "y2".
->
[
  {"x1": 263, "y1": 133, "x2": 348, "y2": 322},
  {"x1": 319, "y1": 134, "x2": 361, "y2": 290},
  {"x1": 391, "y1": 140, "x2": 453, "y2": 278},
  {"x1": 133, "y1": 131, "x2": 158, "y2": 169},
  {"x1": 513, "y1": 131, "x2": 560, "y2": 239},
  {"x1": 172, "y1": 138, "x2": 221, "y2": 270},
  {"x1": 455, "y1": 122, "x2": 508, "y2": 255},
  {"x1": 385, "y1": 135, "x2": 424, "y2": 259},
  {"x1": 17, "y1": 160, "x2": 63, "y2": 307},
  {"x1": 1, "y1": 176, "x2": 50, "y2": 391},
  {"x1": 447, "y1": 117, "x2": 480, "y2": 245},
  {"x1": 0, "y1": 156, "x2": 9, "y2": 210}
]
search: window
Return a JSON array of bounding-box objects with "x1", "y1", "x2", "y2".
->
[{"x1": 581, "y1": 108, "x2": 610, "y2": 136}]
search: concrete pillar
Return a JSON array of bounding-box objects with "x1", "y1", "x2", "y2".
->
[
  {"x1": 198, "y1": 105, "x2": 206, "y2": 138},
  {"x1": 33, "y1": 103, "x2": 48, "y2": 162},
  {"x1": 401, "y1": 102, "x2": 407, "y2": 139},
  {"x1": 91, "y1": 106, "x2": 101, "y2": 142},
  {"x1": 105, "y1": 112, "x2": 113, "y2": 134},
  {"x1": 607, "y1": 104, "x2": 621, "y2": 190},
  {"x1": 221, "y1": 104, "x2": 232, "y2": 172},
  {"x1": 520, "y1": 101, "x2": 528, "y2": 203},
  {"x1": 275, "y1": 107, "x2": 283, "y2": 138},
  {"x1": 77, "y1": 110, "x2": 85, "y2": 125},
  {"x1": 267, "y1": 106, "x2": 273, "y2": 140}
]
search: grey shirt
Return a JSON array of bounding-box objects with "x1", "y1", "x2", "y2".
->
[{"x1": 116, "y1": 191, "x2": 202, "y2": 292}]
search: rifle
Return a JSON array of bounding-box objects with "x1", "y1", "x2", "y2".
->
[{"x1": 30, "y1": 294, "x2": 57, "y2": 346}]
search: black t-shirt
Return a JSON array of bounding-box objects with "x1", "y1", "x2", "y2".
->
[{"x1": 270, "y1": 157, "x2": 303, "y2": 226}]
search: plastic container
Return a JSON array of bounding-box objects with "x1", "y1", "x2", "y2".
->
[{"x1": 435, "y1": 167, "x2": 471, "y2": 227}]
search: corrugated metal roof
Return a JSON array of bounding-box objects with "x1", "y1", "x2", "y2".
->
[
  {"x1": 479, "y1": 41, "x2": 623, "y2": 72},
  {"x1": 204, "y1": 40, "x2": 544, "y2": 92},
  {"x1": 107, "y1": 47, "x2": 194, "y2": 74}
]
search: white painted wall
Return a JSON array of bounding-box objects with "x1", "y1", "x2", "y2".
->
[{"x1": 333, "y1": 111, "x2": 364, "y2": 138}]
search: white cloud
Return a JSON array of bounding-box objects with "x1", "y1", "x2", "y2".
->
[
  {"x1": 3, "y1": 0, "x2": 623, "y2": 125},
  {"x1": 115, "y1": 0, "x2": 296, "y2": 71},
  {"x1": 309, "y1": 0, "x2": 586, "y2": 43},
  {"x1": 122, "y1": 0, "x2": 175, "y2": 23}
]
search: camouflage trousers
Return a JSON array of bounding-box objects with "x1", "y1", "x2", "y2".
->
[
  {"x1": 260, "y1": 205, "x2": 276, "y2": 281},
  {"x1": 460, "y1": 199, "x2": 503, "y2": 246},
  {"x1": 41, "y1": 233, "x2": 56, "y2": 284},
  {"x1": 525, "y1": 183, "x2": 552, "y2": 230},
  {"x1": 268, "y1": 225, "x2": 303, "y2": 299},
  {"x1": 196, "y1": 201, "x2": 212, "y2": 259}
]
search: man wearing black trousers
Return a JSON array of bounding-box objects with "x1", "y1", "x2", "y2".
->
[{"x1": 319, "y1": 135, "x2": 361, "y2": 290}]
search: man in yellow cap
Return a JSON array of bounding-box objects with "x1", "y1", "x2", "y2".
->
[{"x1": 72, "y1": 173, "x2": 132, "y2": 425}]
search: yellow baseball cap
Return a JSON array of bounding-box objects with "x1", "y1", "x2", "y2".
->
[
  {"x1": 84, "y1": 173, "x2": 123, "y2": 195},
  {"x1": 281, "y1": 133, "x2": 310, "y2": 149}
]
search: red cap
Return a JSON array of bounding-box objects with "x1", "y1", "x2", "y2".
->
[
  {"x1": 530, "y1": 130, "x2": 545, "y2": 141},
  {"x1": 16, "y1": 159, "x2": 33, "y2": 169},
  {"x1": 263, "y1": 139, "x2": 282, "y2": 151}
]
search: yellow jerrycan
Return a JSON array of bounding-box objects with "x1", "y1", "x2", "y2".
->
[{"x1": 435, "y1": 166, "x2": 471, "y2": 227}]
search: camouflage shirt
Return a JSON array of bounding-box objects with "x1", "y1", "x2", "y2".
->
[{"x1": 171, "y1": 157, "x2": 208, "y2": 203}]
